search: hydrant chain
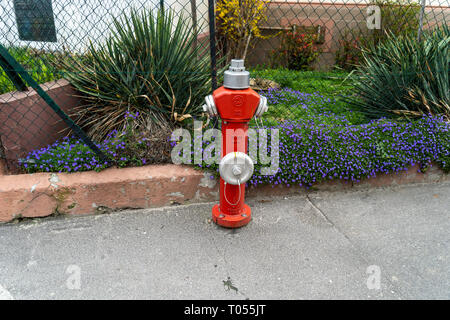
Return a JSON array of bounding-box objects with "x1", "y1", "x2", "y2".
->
[{"x1": 223, "y1": 179, "x2": 242, "y2": 207}]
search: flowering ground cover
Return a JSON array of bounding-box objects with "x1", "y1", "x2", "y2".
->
[
  {"x1": 19, "y1": 86, "x2": 450, "y2": 189},
  {"x1": 20, "y1": 130, "x2": 136, "y2": 173},
  {"x1": 248, "y1": 114, "x2": 449, "y2": 187},
  {"x1": 196, "y1": 88, "x2": 450, "y2": 186}
]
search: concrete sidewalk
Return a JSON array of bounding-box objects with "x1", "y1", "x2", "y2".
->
[{"x1": 0, "y1": 182, "x2": 449, "y2": 300}]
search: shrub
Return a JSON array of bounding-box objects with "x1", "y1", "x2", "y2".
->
[
  {"x1": 335, "y1": 0, "x2": 421, "y2": 70},
  {"x1": 60, "y1": 7, "x2": 212, "y2": 141},
  {"x1": 335, "y1": 36, "x2": 362, "y2": 71},
  {"x1": 271, "y1": 27, "x2": 321, "y2": 70},
  {"x1": 371, "y1": 0, "x2": 421, "y2": 43},
  {"x1": 0, "y1": 47, "x2": 58, "y2": 94},
  {"x1": 216, "y1": 0, "x2": 270, "y2": 62},
  {"x1": 347, "y1": 25, "x2": 450, "y2": 120}
]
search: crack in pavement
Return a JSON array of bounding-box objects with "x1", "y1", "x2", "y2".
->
[{"x1": 305, "y1": 193, "x2": 408, "y2": 300}]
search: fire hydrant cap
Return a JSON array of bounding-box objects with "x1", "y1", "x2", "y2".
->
[
  {"x1": 219, "y1": 152, "x2": 254, "y2": 185},
  {"x1": 223, "y1": 59, "x2": 250, "y2": 89}
]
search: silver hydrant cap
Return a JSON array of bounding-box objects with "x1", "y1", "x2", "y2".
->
[{"x1": 223, "y1": 59, "x2": 250, "y2": 89}]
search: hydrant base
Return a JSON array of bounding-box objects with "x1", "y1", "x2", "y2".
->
[{"x1": 212, "y1": 204, "x2": 252, "y2": 228}]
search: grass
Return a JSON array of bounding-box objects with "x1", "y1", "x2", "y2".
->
[
  {"x1": 250, "y1": 68, "x2": 354, "y2": 96},
  {"x1": 258, "y1": 87, "x2": 366, "y2": 126},
  {"x1": 250, "y1": 68, "x2": 365, "y2": 126}
]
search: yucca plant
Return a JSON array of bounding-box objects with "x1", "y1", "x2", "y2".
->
[
  {"x1": 347, "y1": 25, "x2": 449, "y2": 120},
  {"x1": 60, "y1": 7, "x2": 212, "y2": 140}
]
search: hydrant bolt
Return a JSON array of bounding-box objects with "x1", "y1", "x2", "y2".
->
[{"x1": 232, "y1": 165, "x2": 242, "y2": 176}]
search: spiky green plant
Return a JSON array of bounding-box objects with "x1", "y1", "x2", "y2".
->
[
  {"x1": 61, "y1": 7, "x2": 212, "y2": 140},
  {"x1": 347, "y1": 25, "x2": 449, "y2": 120}
]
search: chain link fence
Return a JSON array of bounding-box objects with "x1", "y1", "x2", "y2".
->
[
  {"x1": 0, "y1": 0, "x2": 213, "y2": 172},
  {"x1": 0, "y1": 0, "x2": 448, "y2": 172}
]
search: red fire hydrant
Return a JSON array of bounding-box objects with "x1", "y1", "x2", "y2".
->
[{"x1": 203, "y1": 60, "x2": 268, "y2": 228}]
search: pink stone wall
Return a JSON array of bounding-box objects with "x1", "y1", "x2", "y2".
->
[
  {"x1": 0, "y1": 163, "x2": 447, "y2": 223},
  {"x1": 0, "y1": 79, "x2": 79, "y2": 170}
]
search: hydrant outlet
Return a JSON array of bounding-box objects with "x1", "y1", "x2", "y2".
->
[
  {"x1": 254, "y1": 95, "x2": 268, "y2": 118},
  {"x1": 219, "y1": 152, "x2": 254, "y2": 185},
  {"x1": 203, "y1": 94, "x2": 217, "y2": 117}
]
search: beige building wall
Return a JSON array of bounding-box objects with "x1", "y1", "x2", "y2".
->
[{"x1": 246, "y1": 1, "x2": 449, "y2": 69}]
